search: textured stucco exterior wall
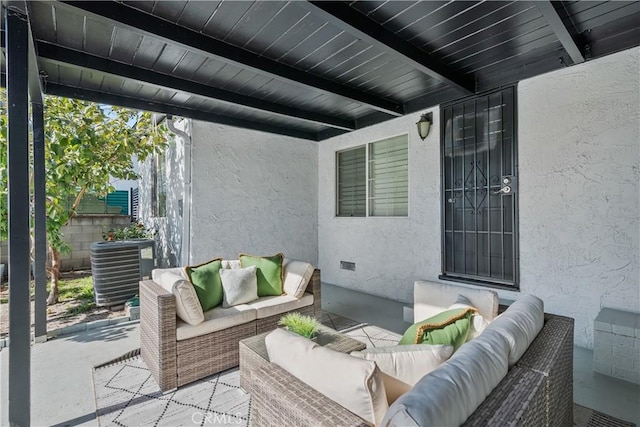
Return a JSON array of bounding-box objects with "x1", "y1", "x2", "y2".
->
[
  {"x1": 189, "y1": 122, "x2": 318, "y2": 265},
  {"x1": 517, "y1": 47, "x2": 639, "y2": 348},
  {"x1": 318, "y1": 47, "x2": 639, "y2": 349},
  {"x1": 318, "y1": 110, "x2": 441, "y2": 304}
]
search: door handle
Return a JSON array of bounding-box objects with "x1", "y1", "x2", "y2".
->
[{"x1": 493, "y1": 186, "x2": 512, "y2": 195}]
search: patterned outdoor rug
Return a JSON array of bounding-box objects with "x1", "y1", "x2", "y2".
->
[
  {"x1": 92, "y1": 312, "x2": 375, "y2": 427},
  {"x1": 92, "y1": 317, "x2": 635, "y2": 427}
]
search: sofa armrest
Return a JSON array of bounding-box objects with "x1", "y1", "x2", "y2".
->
[
  {"x1": 462, "y1": 313, "x2": 574, "y2": 426},
  {"x1": 516, "y1": 313, "x2": 574, "y2": 426},
  {"x1": 140, "y1": 279, "x2": 178, "y2": 391},
  {"x1": 413, "y1": 280, "x2": 499, "y2": 322},
  {"x1": 251, "y1": 363, "x2": 370, "y2": 427},
  {"x1": 304, "y1": 269, "x2": 321, "y2": 315}
]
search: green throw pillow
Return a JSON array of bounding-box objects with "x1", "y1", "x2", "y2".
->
[
  {"x1": 399, "y1": 307, "x2": 476, "y2": 351},
  {"x1": 184, "y1": 258, "x2": 224, "y2": 311},
  {"x1": 239, "y1": 253, "x2": 284, "y2": 297}
]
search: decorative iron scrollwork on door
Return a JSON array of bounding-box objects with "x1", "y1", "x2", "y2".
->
[{"x1": 440, "y1": 87, "x2": 519, "y2": 288}]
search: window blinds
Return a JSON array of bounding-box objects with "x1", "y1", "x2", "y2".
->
[{"x1": 368, "y1": 135, "x2": 408, "y2": 216}]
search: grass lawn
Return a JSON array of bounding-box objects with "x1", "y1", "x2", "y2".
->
[
  {"x1": 0, "y1": 274, "x2": 97, "y2": 316},
  {"x1": 1, "y1": 270, "x2": 127, "y2": 336},
  {"x1": 56, "y1": 275, "x2": 96, "y2": 316}
]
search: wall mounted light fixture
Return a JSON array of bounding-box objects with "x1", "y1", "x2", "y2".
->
[{"x1": 416, "y1": 112, "x2": 433, "y2": 140}]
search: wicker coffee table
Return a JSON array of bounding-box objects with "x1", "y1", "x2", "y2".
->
[{"x1": 239, "y1": 324, "x2": 366, "y2": 394}]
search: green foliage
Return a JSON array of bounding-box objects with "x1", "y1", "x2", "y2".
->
[
  {"x1": 57, "y1": 275, "x2": 94, "y2": 302},
  {"x1": 278, "y1": 313, "x2": 320, "y2": 339},
  {"x1": 102, "y1": 222, "x2": 154, "y2": 241},
  {"x1": 0, "y1": 89, "x2": 168, "y2": 252},
  {"x1": 0, "y1": 274, "x2": 93, "y2": 306},
  {"x1": 57, "y1": 275, "x2": 95, "y2": 316}
]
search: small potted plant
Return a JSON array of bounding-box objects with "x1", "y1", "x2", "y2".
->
[{"x1": 278, "y1": 312, "x2": 320, "y2": 340}]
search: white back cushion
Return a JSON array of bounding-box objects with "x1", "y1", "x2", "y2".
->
[
  {"x1": 382, "y1": 329, "x2": 510, "y2": 427},
  {"x1": 222, "y1": 259, "x2": 241, "y2": 269},
  {"x1": 266, "y1": 328, "x2": 388, "y2": 425},
  {"x1": 152, "y1": 267, "x2": 187, "y2": 282},
  {"x1": 351, "y1": 344, "x2": 453, "y2": 404},
  {"x1": 484, "y1": 294, "x2": 544, "y2": 367},
  {"x1": 282, "y1": 258, "x2": 315, "y2": 298},
  {"x1": 154, "y1": 270, "x2": 204, "y2": 325},
  {"x1": 414, "y1": 280, "x2": 499, "y2": 322}
]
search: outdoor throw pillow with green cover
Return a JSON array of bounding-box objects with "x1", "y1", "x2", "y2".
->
[
  {"x1": 184, "y1": 258, "x2": 224, "y2": 311},
  {"x1": 399, "y1": 307, "x2": 476, "y2": 351},
  {"x1": 239, "y1": 252, "x2": 284, "y2": 296}
]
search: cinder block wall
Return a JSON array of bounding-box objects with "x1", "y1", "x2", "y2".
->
[{"x1": 0, "y1": 215, "x2": 132, "y2": 272}]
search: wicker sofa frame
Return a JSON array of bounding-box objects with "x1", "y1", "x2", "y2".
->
[
  {"x1": 250, "y1": 312, "x2": 574, "y2": 427},
  {"x1": 140, "y1": 268, "x2": 321, "y2": 391}
]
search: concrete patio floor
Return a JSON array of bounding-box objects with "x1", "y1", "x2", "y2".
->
[{"x1": 1, "y1": 283, "x2": 639, "y2": 426}]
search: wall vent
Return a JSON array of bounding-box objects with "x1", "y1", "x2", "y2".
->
[{"x1": 340, "y1": 261, "x2": 356, "y2": 271}]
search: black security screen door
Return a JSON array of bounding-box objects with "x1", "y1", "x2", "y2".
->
[{"x1": 440, "y1": 87, "x2": 518, "y2": 289}]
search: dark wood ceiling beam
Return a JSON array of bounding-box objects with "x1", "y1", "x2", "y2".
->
[
  {"x1": 44, "y1": 83, "x2": 319, "y2": 141},
  {"x1": 35, "y1": 41, "x2": 355, "y2": 131},
  {"x1": 300, "y1": 1, "x2": 475, "y2": 95},
  {"x1": 535, "y1": 1, "x2": 585, "y2": 64},
  {"x1": 60, "y1": 1, "x2": 403, "y2": 116},
  {"x1": 4, "y1": 1, "x2": 44, "y2": 104}
]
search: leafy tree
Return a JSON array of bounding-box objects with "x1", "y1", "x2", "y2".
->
[{"x1": 0, "y1": 90, "x2": 167, "y2": 304}]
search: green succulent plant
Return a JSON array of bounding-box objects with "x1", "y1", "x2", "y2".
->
[{"x1": 278, "y1": 312, "x2": 319, "y2": 339}]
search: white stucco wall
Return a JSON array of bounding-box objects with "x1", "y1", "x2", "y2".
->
[
  {"x1": 518, "y1": 48, "x2": 639, "y2": 348},
  {"x1": 189, "y1": 122, "x2": 318, "y2": 265},
  {"x1": 318, "y1": 111, "x2": 441, "y2": 304},
  {"x1": 318, "y1": 47, "x2": 640, "y2": 349}
]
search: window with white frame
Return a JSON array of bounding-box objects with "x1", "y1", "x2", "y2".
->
[{"x1": 336, "y1": 134, "x2": 408, "y2": 217}]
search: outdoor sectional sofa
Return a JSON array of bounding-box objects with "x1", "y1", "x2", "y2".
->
[
  {"x1": 139, "y1": 260, "x2": 321, "y2": 391},
  {"x1": 250, "y1": 281, "x2": 574, "y2": 426}
]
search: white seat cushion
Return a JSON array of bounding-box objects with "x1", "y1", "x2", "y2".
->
[
  {"x1": 351, "y1": 344, "x2": 453, "y2": 404},
  {"x1": 283, "y1": 258, "x2": 315, "y2": 298},
  {"x1": 176, "y1": 304, "x2": 256, "y2": 341},
  {"x1": 382, "y1": 329, "x2": 510, "y2": 427},
  {"x1": 248, "y1": 293, "x2": 314, "y2": 319},
  {"x1": 483, "y1": 294, "x2": 544, "y2": 367},
  {"x1": 266, "y1": 328, "x2": 388, "y2": 425},
  {"x1": 153, "y1": 270, "x2": 204, "y2": 326}
]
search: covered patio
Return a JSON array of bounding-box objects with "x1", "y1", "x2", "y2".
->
[{"x1": 1, "y1": 1, "x2": 639, "y2": 425}]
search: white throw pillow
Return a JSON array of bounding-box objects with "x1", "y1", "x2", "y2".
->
[
  {"x1": 484, "y1": 294, "x2": 544, "y2": 367},
  {"x1": 220, "y1": 265, "x2": 259, "y2": 308},
  {"x1": 266, "y1": 328, "x2": 388, "y2": 425},
  {"x1": 448, "y1": 294, "x2": 489, "y2": 340},
  {"x1": 282, "y1": 258, "x2": 315, "y2": 298},
  {"x1": 351, "y1": 344, "x2": 453, "y2": 403},
  {"x1": 154, "y1": 270, "x2": 204, "y2": 325}
]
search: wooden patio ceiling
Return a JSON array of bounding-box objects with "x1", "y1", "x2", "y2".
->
[{"x1": 4, "y1": 0, "x2": 640, "y2": 141}]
